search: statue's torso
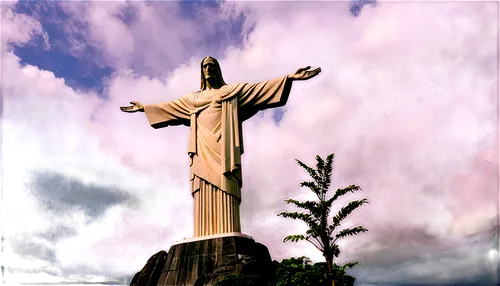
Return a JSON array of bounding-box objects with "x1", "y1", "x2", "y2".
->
[
  {"x1": 193, "y1": 89, "x2": 224, "y2": 136},
  {"x1": 190, "y1": 88, "x2": 227, "y2": 186}
]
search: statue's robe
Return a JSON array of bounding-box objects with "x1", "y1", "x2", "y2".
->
[{"x1": 143, "y1": 76, "x2": 292, "y2": 237}]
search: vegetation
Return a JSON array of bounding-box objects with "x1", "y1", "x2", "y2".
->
[
  {"x1": 214, "y1": 256, "x2": 356, "y2": 286},
  {"x1": 275, "y1": 256, "x2": 328, "y2": 286},
  {"x1": 215, "y1": 274, "x2": 268, "y2": 286},
  {"x1": 275, "y1": 256, "x2": 355, "y2": 286},
  {"x1": 278, "y1": 153, "x2": 368, "y2": 286}
]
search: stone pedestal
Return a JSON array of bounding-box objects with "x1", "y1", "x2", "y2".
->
[{"x1": 131, "y1": 234, "x2": 275, "y2": 286}]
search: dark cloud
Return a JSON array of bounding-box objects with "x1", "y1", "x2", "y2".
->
[
  {"x1": 30, "y1": 219, "x2": 80, "y2": 245},
  {"x1": 26, "y1": 162, "x2": 155, "y2": 216},
  {"x1": 350, "y1": 248, "x2": 499, "y2": 285},
  {"x1": 6, "y1": 269, "x2": 131, "y2": 285},
  {"x1": 6, "y1": 172, "x2": 135, "y2": 279},
  {"x1": 9, "y1": 237, "x2": 58, "y2": 264},
  {"x1": 0, "y1": 235, "x2": 132, "y2": 285}
]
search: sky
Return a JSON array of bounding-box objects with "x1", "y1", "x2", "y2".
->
[{"x1": 0, "y1": 0, "x2": 499, "y2": 285}]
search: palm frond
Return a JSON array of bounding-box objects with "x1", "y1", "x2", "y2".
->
[
  {"x1": 315, "y1": 155, "x2": 325, "y2": 175},
  {"x1": 323, "y1": 243, "x2": 341, "y2": 257},
  {"x1": 327, "y1": 223, "x2": 340, "y2": 238},
  {"x1": 279, "y1": 211, "x2": 321, "y2": 232},
  {"x1": 283, "y1": 234, "x2": 306, "y2": 243},
  {"x1": 296, "y1": 159, "x2": 321, "y2": 183},
  {"x1": 332, "y1": 185, "x2": 362, "y2": 201},
  {"x1": 321, "y1": 154, "x2": 335, "y2": 194},
  {"x1": 300, "y1": 181, "x2": 321, "y2": 196},
  {"x1": 285, "y1": 199, "x2": 317, "y2": 211},
  {"x1": 342, "y1": 262, "x2": 359, "y2": 269},
  {"x1": 324, "y1": 154, "x2": 335, "y2": 174},
  {"x1": 335, "y1": 226, "x2": 368, "y2": 240},
  {"x1": 285, "y1": 196, "x2": 326, "y2": 220},
  {"x1": 332, "y1": 199, "x2": 369, "y2": 227},
  {"x1": 324, "y1": 196, "x2": 336, "y2": 210},
  {"x1": 306, "y1": 226, "x2": 325, "y2": 239},
  {"x1": 278, "y1": 211, "x2": 313, "y2": 223},
  {"x1": 329, "y1": 243, "x2": 340, "y2": 258}
]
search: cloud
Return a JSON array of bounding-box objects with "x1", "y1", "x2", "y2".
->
[
  {"x1": 10, "y1": 238, "x2": 58, "y2": 265},
  {"x1": 452, "y1": 211, "x2": 497, "y2": 239},
  {"x1": 26, "y1": 164, "x2": 156, "y2": 215},
  {"x1": 0, "y1": 2, "x2": 47, "y2": 50},
  {"x1": 1, "y1": 0, "x2": 498, "y2": 285},
  {"x1": 350, "y1": 229, "x2": 498, "y2": 285},
  {"x1": 56, "y1": 2, "x2": 249, "y2": 78}
]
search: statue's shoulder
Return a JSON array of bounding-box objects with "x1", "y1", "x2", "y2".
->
[
  {"x1": 221, "y1": 83, "x2": 244, "y2": 94},
  {"x1": 188, "y1": 90, "x2": 202, "y2": 101},
  {"x1": 217, "y1": 84, "x2": 239, "y2": 102}
]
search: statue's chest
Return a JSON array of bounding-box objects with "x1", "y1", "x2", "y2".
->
[
  {"x1": 194, "y1": 90, "x2": 223, "y2": 133},
  {"x1": 194, "y1": 90, "x2": 223, "y2": 109}
]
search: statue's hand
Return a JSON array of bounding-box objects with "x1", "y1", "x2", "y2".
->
[
  {"x1": 289, "y1": 66, "x2": 321, "y2": 81},
  {"x1": 120, "y1": 101, "x2": 144, "y2": 113}
]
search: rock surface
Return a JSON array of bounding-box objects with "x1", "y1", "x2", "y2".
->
[
  {"x1": 130, "y1": 236, "x2": 274, "y2": 286},
  {"x1": 130, "y1": 250, "x2": 168, "y2": 286}
]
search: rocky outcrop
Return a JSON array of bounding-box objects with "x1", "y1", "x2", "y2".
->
[
  {"x1": 130, "y1": 250, "x2": 168, "y2": 286},
  {"x1": 130, "y1": 236, "x2": 274, "y2": 286}
]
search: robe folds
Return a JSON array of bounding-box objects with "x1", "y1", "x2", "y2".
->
[{"x1": 143, "y1": 76, "x2": 292, "y2": 236}]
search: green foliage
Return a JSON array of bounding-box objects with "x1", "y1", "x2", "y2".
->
[
  {"x1": 275, "y1": 256, "x2": 328, "y2": 286},
  {"x1": 213, "y1": 257, "x2": 357, "y2": 286},
  {"x1": 214, "y1": 274, "x2": 266, "y2": 286},
  {"x1": 278, "y1": 153, "x2": 369, "y2": 283},
  {"x1": 335, "y1": 226, "x2": 369, "y2": 241},
  {"x1": 331, "y1": 262, "x2": 357, "y2": 286},
  {"x1": 283, "y1": 234, "x2": 306, "y2": 243},
  {"x1": 275, "y1": 257, "x2": 356, "y2": 286},
  {"x1": 331, "y1": 199, "x2": 368, "y2": 229}
]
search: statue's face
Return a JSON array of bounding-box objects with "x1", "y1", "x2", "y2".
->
[{"x1": 202, "y1": 57, "x2": 218, "y2": 81}]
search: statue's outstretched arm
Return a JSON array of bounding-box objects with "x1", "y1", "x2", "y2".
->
[
  {"x1": 120, "y1": 95, "x2": 193, "y2": 128},
  {"x1": 234, "y1": 66, "x2": 322, "y2": 118}
]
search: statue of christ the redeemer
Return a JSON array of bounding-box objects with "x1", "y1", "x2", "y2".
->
[{"x1": 121, "y1": 57, "x2": 321, "y2": 238}]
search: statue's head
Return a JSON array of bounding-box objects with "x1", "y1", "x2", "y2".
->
[{"x1": 200, "y1": 56, "x2": 226, "y2": 90}]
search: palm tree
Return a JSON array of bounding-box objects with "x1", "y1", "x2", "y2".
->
[{"x1": 278, "y1": 153, "x2": 368, "y2": 286}]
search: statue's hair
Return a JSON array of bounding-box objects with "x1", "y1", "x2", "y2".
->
[{"x1": 200, "y1": 56, "x2": 227, "y2": 90}]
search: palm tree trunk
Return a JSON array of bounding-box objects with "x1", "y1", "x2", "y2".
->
[{"x1": 327, "y1": 257, "x2": 335, "y2": 286}]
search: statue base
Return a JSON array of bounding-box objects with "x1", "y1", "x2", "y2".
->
[{"x1": 130, "y1": 234, "x2": 275, "y2": 286}]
